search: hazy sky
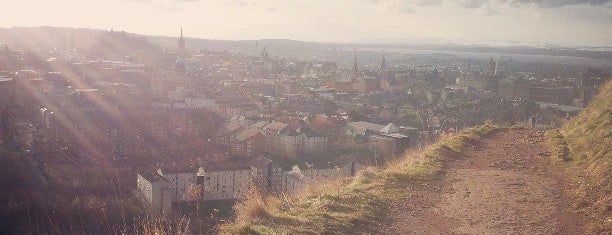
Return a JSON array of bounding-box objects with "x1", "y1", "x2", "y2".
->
[{"x1": 1, "y1": 0, "x2": 611, "y2": 47}]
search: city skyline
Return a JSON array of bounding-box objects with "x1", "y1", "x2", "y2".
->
[{"x1": 1, "y1": 0, "x2": 611, "y2": 47}]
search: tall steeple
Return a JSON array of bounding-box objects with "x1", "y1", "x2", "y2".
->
[
  {"x1": 467, "y1": 61, "x2": 471, "y2": 73},
  {"x1": 69, "y1": 34, "x2": 75, "y2": 49},
  {"x1": 494, "y1": 56, "x2": 499, "y2": 75},
  {"x1": 488, "y1": 57, "x2": 496, "y2": 75},
  {"x1": 178, "y1": 27, "x2": 186, "y2": 58},
  {"x1": 261, "y1": 46, "x2": 269, "y2": 60},
  {"x1": 352, "y1": 55, "x2": 359, "y2": 78}
]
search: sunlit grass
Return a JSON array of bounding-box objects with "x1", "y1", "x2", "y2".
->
[
  {"x1": 220, "y1": 125, "x2": 501, "y2": 234},
  {"x1": 545, "y1": 80, "x2": 611, "y2": 234}
]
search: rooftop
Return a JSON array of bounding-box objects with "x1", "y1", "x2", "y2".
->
[
  {"x1": 0, "y1": 76, "x2": 14, "y2": 82},
  {"x1": 235, "y1": 129, "x2": 261, "y2": 142},
  {"x1": 158, "y1": 165, "x2": 199, "y2": 174},
  {"x1": 264, "y1": 122, "x2": 289, "y2": 132},
  {"x1": 138, "y1": 169, "x2": 168, "y2": 182},
  {"x1": 347, "y1": 121, "x2": 385, "y2": 132},
  {"x1": 200, "y1": 158, "x2": 251, "y2": 172}
]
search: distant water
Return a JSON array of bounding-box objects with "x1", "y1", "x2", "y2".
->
[{"x1": 352, "y1": 47, "x2": 612, "y2": 68}]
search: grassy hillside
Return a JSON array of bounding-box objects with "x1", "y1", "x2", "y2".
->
[
  {"x1": 220, "y1": 125, "x2": 501, "y2": 234},
  {"x1": 546, "y1": 80, "x2": 611, "y2": 233}
]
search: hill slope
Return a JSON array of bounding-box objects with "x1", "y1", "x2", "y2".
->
[{"x1": 549, "y1": 80, "x2": 611, "y2": 233}]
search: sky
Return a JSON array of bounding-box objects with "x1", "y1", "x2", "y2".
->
[{"x1": 1, "y1": 0, "x2": 611, "y2": 47}]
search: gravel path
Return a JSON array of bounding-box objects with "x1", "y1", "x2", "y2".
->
[{"x1": 383, "y1": 129, "x2": 583, "y2": 235}]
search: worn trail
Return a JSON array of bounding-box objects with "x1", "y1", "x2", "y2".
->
[{"x1": 383, "y1": 129, "x2": 582, "y2": 235}]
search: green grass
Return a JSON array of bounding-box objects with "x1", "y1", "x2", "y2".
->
[
  {"x1": 545, "y1": 80, "x2": 611, "y2": 234},
  {"x1": 220, "y1": 125, "x2": 501, "y2": 234}
]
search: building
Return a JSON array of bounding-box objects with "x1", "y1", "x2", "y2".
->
[
  {"x1": 0, "y1": 76, "x2": 14, "y2": 109},
  {"x1": 216, "y1": 124, "x2": 245, "y2": 145},
  {"x1": 499, "y1": 78, "x2": 530, "y2": 98},
  {"x1": 177, "y1": 27, "x2": 186, "y2": 58},
  {"x1": 529, "y1": 86, "x2": 574, "y2": 105},
  {"x1": 231, "y1": 129, "x2": 266, "y2": 157},
  {"x1": 457, "y1": 73, "x2": 500, "y2": 92},
  {"x1": 345, "y1": 121, "x2": 386, "y2": 137},
  {"x1": 136, "y1": 170, "x2": 173, "y2": 214},
  {"x1": 137, "y1": 153, "x2": 366, "y2": 212},
  {"x1": 369, "y1": 133, "x2": 411, "y2": 156},
  {"x1": 197, "y1": 160, "x2": 253, "y2": 201},
  {"x1": 0, "y1": 76, "x2": 15, "y2": 147},
  {"x1": 499, "y1": 79, "x2": 575, "y2": 105},
  {"x1": 248, "y1": 156, "x2": 284, "y2": 194},
  {"x1": 264, "y1": 123, "x2": 328, "y2": 158},
  {"x1": 262, "y1": 121, "x2": 288, "y2": 150},
  {"x1": 157, "y1": 166, "x2": 199, "y2": 202},
  {"x1": 354, "y1": 78, "x2": 382, "y2": 93},
  {"x1": 345, "y1": 122, "x2": 414, "y2": 155}
]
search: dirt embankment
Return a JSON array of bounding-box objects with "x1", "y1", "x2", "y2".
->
[{"x1": 384, "y1": 129, "x2": 584, "y2": 234}]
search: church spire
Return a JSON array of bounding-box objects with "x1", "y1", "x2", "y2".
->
[
  {"x1": 178, "y1": 26, "x2": 186, "y2": 58},
  {"x1": 69, "y1": 34, "x2": 75, "y2": 49},
  {"x1": 467, "y1": 61, "x2": 471, "y2": 73},
  {"x1": 352, "y1": 55, "x2": 359, "y2": 78},
  {"x1": 381, "y1": 53, "x2": 387, "y2": 70}
]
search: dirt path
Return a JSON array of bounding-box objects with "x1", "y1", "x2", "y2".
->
[{"x1": 383, "y1": 129, "x2": 583, "y2": 235}]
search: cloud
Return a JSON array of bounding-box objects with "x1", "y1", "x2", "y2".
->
[
  {"x1": 372, "y1": 0, "x2": 612, "y2": 12},
  {"x1": 506, "y1": 0, "x2": 612, "y2": 8},
  {"x1": 120, "y1": 0, "x2": 199, "y2": 11},
  {"x1": 370, "y1": 0, "x2": 442, "y2": 13},
  {"x1": 460, "y1": 0, "x2": 612, "y2": 8},
  {"x1": 372, "y1": 0, "x2": 442, "y2": 7},
  {"x1": 121, "y1": 0, "x2": 199, "y2": 2},
  {"x1": 459, "y1": 0, "x2": 488, "y2": 8},
  {"x1": 225, "y1": 0, "x2": 259, "y2": 6}
]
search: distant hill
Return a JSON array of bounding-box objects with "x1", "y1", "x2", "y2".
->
[
  {"x1": 0, "y1": 26, "x2": 103, "y2": 50},
  {"x1": 2, "y1": 26, "x2": 611, "y2": 66},
  {"x1": 147, "y1": 35, "x2": 612, "y2": 63},
  {"x1": 85, "y1": 30, "x2": 165, "y2": 64},
  {"x1": 146, "y1": 36, "x2": 336, "y2": 60}
]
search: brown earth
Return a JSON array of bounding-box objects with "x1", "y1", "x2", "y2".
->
[{"x1": 383, "y1": 128, "x2": 584, "y2": 235}]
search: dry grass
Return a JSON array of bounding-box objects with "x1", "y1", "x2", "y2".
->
[
  {"x1": 544, "y1": 129, "x2": 571, "y2": 162},
  {"x1": 119, "y1": 216, "x2": 192, "y2": 235},
  {"x1": 219, "y1": 125, "x2": 501, "y2": 234}
]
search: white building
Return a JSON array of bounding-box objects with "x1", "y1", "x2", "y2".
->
[
  {"x1": 157, "y1": 167, "x2": 198, "y2": 202},
  {"x1": 345, "y1": 121, "x2": 415, "y2": 155},
  {"x1": 263, "y1": 122, "x2": 328, "y2": 157},
  {"x1": 197, "y1": 161, "x2": 253, "y2": 201},
  {"x1": 136, "y1": 170, "x2": 173, "y2": 215}
]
